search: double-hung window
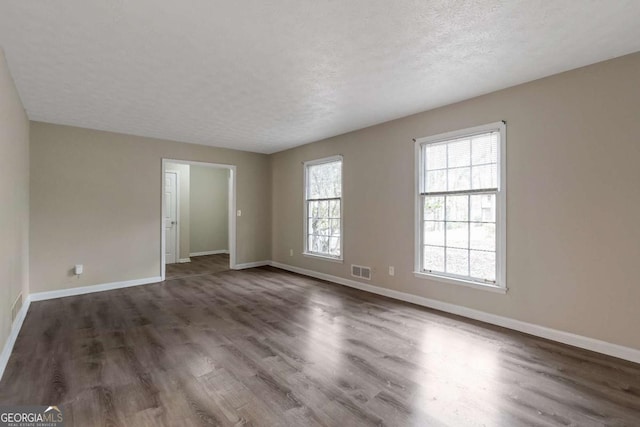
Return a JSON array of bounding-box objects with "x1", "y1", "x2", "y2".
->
[
  {"x1": 415, "y1": 122, "x2": 506, "y2": 291},
  {"x1": 304, "y1": 156, "x2": 343, "y2": 260}
]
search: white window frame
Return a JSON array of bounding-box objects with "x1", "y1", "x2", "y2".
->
[
  {"x1": 413, "y1": 122, "x2": 507, "y2": 293},
  {"x1": 303, "y1": 155, "x2": 344, "y2": 263}
]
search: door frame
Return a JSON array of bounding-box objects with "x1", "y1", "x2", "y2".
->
[
  {"x1": 161, "y1": 158, "x2": 237, "y2": 280},
  {"x1": 164, "y1": 169, "x2": 181, "y2": 265}
]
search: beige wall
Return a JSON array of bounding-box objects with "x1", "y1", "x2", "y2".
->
[
  {"x1": 0, "y1": 48, "x2": 29, "y2": 351},
  {"x1": 30, "y1": 122, "x2": 271, "y2": 293},
  {"x1": 165, "y1": 162, "x2": 190, "y2": 261},
  {"x1": 271, "y1": 52, "x2": 640, "y2": 350},
  {"x1": 190, "y1": 166, "x2": 229, "y2": 254}
]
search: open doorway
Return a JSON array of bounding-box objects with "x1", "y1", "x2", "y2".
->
[{"x1": 161, "y1": 159, "x2": 236, "y2": 280}]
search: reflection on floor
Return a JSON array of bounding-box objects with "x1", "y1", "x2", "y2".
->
[
  {"x1": 1, "y1": 265, "x2": 639, "y2": 425},
  {"x1": 165, "y1": 253, "x2": 230, "y2": 280}
]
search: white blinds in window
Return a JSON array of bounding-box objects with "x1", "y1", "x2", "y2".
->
[{"x1": 421, "y1": 131, "x2": 499, "y2": 195}]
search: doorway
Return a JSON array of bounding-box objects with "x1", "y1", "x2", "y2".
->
[
  {"x1": 164, "y1": 170, "x2": 179, "y2": 264},
  {"x1": 161, "y1": 159, "x2": 237, "y2": 280}
]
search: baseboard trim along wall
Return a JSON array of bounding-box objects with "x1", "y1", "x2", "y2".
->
[
  {"x1": 1, "y1": 275, "x2": 162, "y2": 381},
  {"x1": 0, "y1": 296, "x2": 32, "y2": 381},
  {"x1": 3, "y1": 261, "x2": 638, "y2": 383},
  {"x1": 178, "y1": 258, "x2": 191, "y2": 263},
  {"x1": 29, "y1": 276, "x2": 163, "y2": 302},
  {"x1": 233, "y1": 260, "x2": 271, "y2": 270},
  {"x1": 268, "y1": 261, "x2": 640, "y2": 365},
  {"x1": 189, "y1": 250, "x2": 229, "y2": 257}
]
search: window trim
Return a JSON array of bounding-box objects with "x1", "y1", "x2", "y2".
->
[
  {"x1": 414, "y1": 122, "x2": 507, "y2": 292},
  {"x1": 303, "y1": 155, "x2": 344, "y2": 262}
]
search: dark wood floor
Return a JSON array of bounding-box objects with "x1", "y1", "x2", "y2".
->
[
  {"x1": 1, "y1": 263, "x2": 639, "y2": 426},
  {"x1": 165, "y1": 254, "x2": 230, "y2": 280}
]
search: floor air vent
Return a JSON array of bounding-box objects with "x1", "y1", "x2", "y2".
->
[{"x1": 351, "y1": 264, "x2": 371, "y2": 280}]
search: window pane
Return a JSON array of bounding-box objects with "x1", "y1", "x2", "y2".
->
[
  {"x1": 448, "y1": 139, "x2": 471, "y2": 168},
  {"x1": 470, "y1": 223, "x2": 495, "y2": 251},
  {"x1": 319, "y1": 235, "x2": 329, "y2": 253},
  {"x1": 426, "y1": 169, "x2": 447, "y2": 192},
  {"x1": 327, "y1": 200, "x2": 340, "y2": 218},
  {"x1": 307, "y1": 160, "x2": 341, "y2": 199},
  {"x1": 470, "y1": 194, "x2": 495, "y2": 222},
  {"x1": 318, "y1": 218, "x2": 331, "y2": 235},
  {"x1": 326, "y1": 200, "x2": 335, "y2": 218},
  {"x1": 424, "y1": 245, "x2": 444, "y2": 272},
  {"x1": 426, "y1": 144, "x2": 447, "y2": 170},
  {"x1": 447, "y1": 167, "x2": 470, "y2": 191},
  {"x1": 471, "y1": 164, "x2": 497, "y2": 190},
  {"x1": 424, "y1": 196, "x2": 445, "y2": 220},
  {"x1": 446, "y1": 195, "x2": 468, "y2": 221},
  {"x1": 308, "y1": 200, "x2": 319, "y2": 218},
  {"x1": 330, "y1": 219, "x2": 341, "y2": 236},
  {"x1": 446, "y1": 222, "x2": 469, "y2": 249},
  {"x1": 471, "y1": 133, "x2": 498, "y2": 165},
  {"x1": 446, "y1": 248, "x2": 468, "y2": 276},
  {"x1": 419, "y1": 129, "x2": 501, "y2": 284},
  {"x1": 424, "y1": 221, "x2": 445, "y2": 246},
  {"x1": 328, "y1": 237, "x2": 341, "y2": 256},
  {"x1": 470, "y1": 250, "x2": 496, "y2": 281},
  {"x1": 306, "y1": 159, "x2": 342, "y2": 257},
  {"x1": 318, "y1": 200, "x2": 329, "y2": 217},
  {"x1": 310, "y1": 235, "x2": 329, "y2": 253},
  {"x1": 329, "y1": 199, "x2": 342, "y2": 218}
]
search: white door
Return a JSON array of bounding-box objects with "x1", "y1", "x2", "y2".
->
[{"x1": 164, "y1": 171, "x2": 178, "y2": 264}]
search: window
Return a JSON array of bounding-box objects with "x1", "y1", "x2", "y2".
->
[
  {"x1": 304, "y1": 156, "x2": 343, "y2": 260},
  {"x1": 415, "y1": 122, "x2": 506, "y2": 291}
]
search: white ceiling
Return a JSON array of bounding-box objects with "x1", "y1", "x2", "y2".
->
[{"x1": 1, "y1": 1, "x2": 640, "y2": 154}]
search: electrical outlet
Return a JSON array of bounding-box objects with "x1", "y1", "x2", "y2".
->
[
  {"x1": 237, "y1": 209, "x2": 242, "y2": 217},
  {"x1": 388, "y1": 266, "x2": 395, "y2": 276},
  {"x1": 289, "y1": 249, "x2": 293, "y2": 257}
]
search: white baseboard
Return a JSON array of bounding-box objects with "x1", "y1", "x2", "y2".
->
[
  {"x1": 269, "y1": 261, "x2": 640, "y2": 364},
  {"x1": 232, "y1": 260, "x2": 270, "y2": 270},
  {"x1": 0, "y1": 295, "x2": 32, "y2": 381},
  {"x1": 178, "y1": 258, "x2": 191, "y2": 263},
  {"x1": 190, "y1": 250, "x2": 229, "y2": 257},
  {"x1": 3, "y1": 261, "x2": 637, "y2": 386},
  {"x1": 1, "y1": 275, "x2": 161, "y2": 381},
  {"x1": 30, "y1": 276, "x2": 162, "y2": 302}
]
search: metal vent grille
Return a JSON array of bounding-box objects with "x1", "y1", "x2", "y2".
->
[{"x1": 351, "y1": 264, "x2": 371, "y2": 280}]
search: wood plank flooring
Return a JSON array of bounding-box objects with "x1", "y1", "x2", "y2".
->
[
  {"x1": 1, "y1": 260, "x2": 639, "y2": 426},
  {"x1": 165, "y1": 254, "x2": 230, "y2": 280}
]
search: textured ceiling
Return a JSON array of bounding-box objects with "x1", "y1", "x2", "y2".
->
[{"x1": 1, "y1": 1, "x2": 640, "y2": 153}]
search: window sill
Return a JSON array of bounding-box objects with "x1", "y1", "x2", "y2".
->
[
  {"x1": 413, "y1": 271, "x2": 507, "y2": 294},
  {"x1": 303, "y1": 252, "x2": 344, "y2": 264}
]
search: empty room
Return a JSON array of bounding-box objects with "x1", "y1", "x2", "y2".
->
[{"x1": 1, "y1": 1, "x2": 639, "y2": 426}]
